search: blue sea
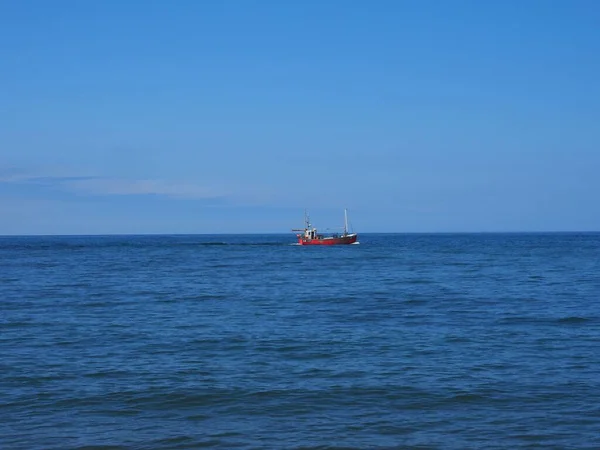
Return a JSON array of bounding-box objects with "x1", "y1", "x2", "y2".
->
[{"x1": 1, "y1": 233, "x2": 599, "y2": 449}]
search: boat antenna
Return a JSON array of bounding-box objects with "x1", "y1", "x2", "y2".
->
[{"x1": 304, "y1": 209, "x2": 311, "y2": 229}]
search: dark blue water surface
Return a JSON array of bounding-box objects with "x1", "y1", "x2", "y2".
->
[{"x1": 1, "y1": 233, "x2": 600, "y2": 449}]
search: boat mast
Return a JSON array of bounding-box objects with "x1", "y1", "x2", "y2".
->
[{"x1": 344, "y1": 208, "x2": 348, "y2": 235}]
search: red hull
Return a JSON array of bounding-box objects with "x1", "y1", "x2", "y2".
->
[{"x1": 297, "y1": 234, "x2": 358, "y2": 246}]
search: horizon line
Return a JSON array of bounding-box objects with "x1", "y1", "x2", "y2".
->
[{"x1": 1, "y1": 230, "x2": 599, "y2": 238}]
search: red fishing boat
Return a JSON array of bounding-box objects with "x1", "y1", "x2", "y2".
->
[{"x1": 292, "y1": 209, "x2": 358, "y2": 245}]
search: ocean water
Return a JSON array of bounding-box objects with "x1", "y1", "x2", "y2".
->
[{"x1": 1, "y1": 233, "x2": 599, "y2": 449}]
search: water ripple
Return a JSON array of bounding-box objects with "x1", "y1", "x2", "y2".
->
[{"x1": 1, "y1": 233, "x2": 599, "y2": 449}]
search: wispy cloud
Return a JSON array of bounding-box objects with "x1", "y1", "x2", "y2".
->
[
  {"x1": 65, "y1": 177, "x2": 222, "y2": 198},
  {"x1": 0, "y1": 168, "x2": 226, "y2": 200}
]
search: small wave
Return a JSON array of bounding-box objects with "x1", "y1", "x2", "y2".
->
[
  {"x1": 81, "y1": 301, "x2": 113, "y2": 308},
  {"x1": 0, "y1": 240, "x2": 290, "y2": 250},
  {"x1": 497, "y1": 316, "x2": 595, "y2": 326},
  {"x1": 0, "y1": 243, "x2": 90, "y2": 251},
  {"x1": 556, "y1": 316, "x2": 593, "y2": 324},
  {"x1": 198, "y1": 242, "x2": 288, "y2": 247},
  {"x1": 405, "y1": 278, "x2": 434, "y2": 285},
  {"x1": 453, "y1": 393, "x2": 492, "y2": 402},
  {"x1": 150, "y1": 435, "x2": 199, "y2": 447},
  {"x1": 495, "y1": 316, "x2": 542, "y2": 325}
]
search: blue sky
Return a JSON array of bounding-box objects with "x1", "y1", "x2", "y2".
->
[{"x1": 1, "y1": 0, "x2": 599, "y2": 234}]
